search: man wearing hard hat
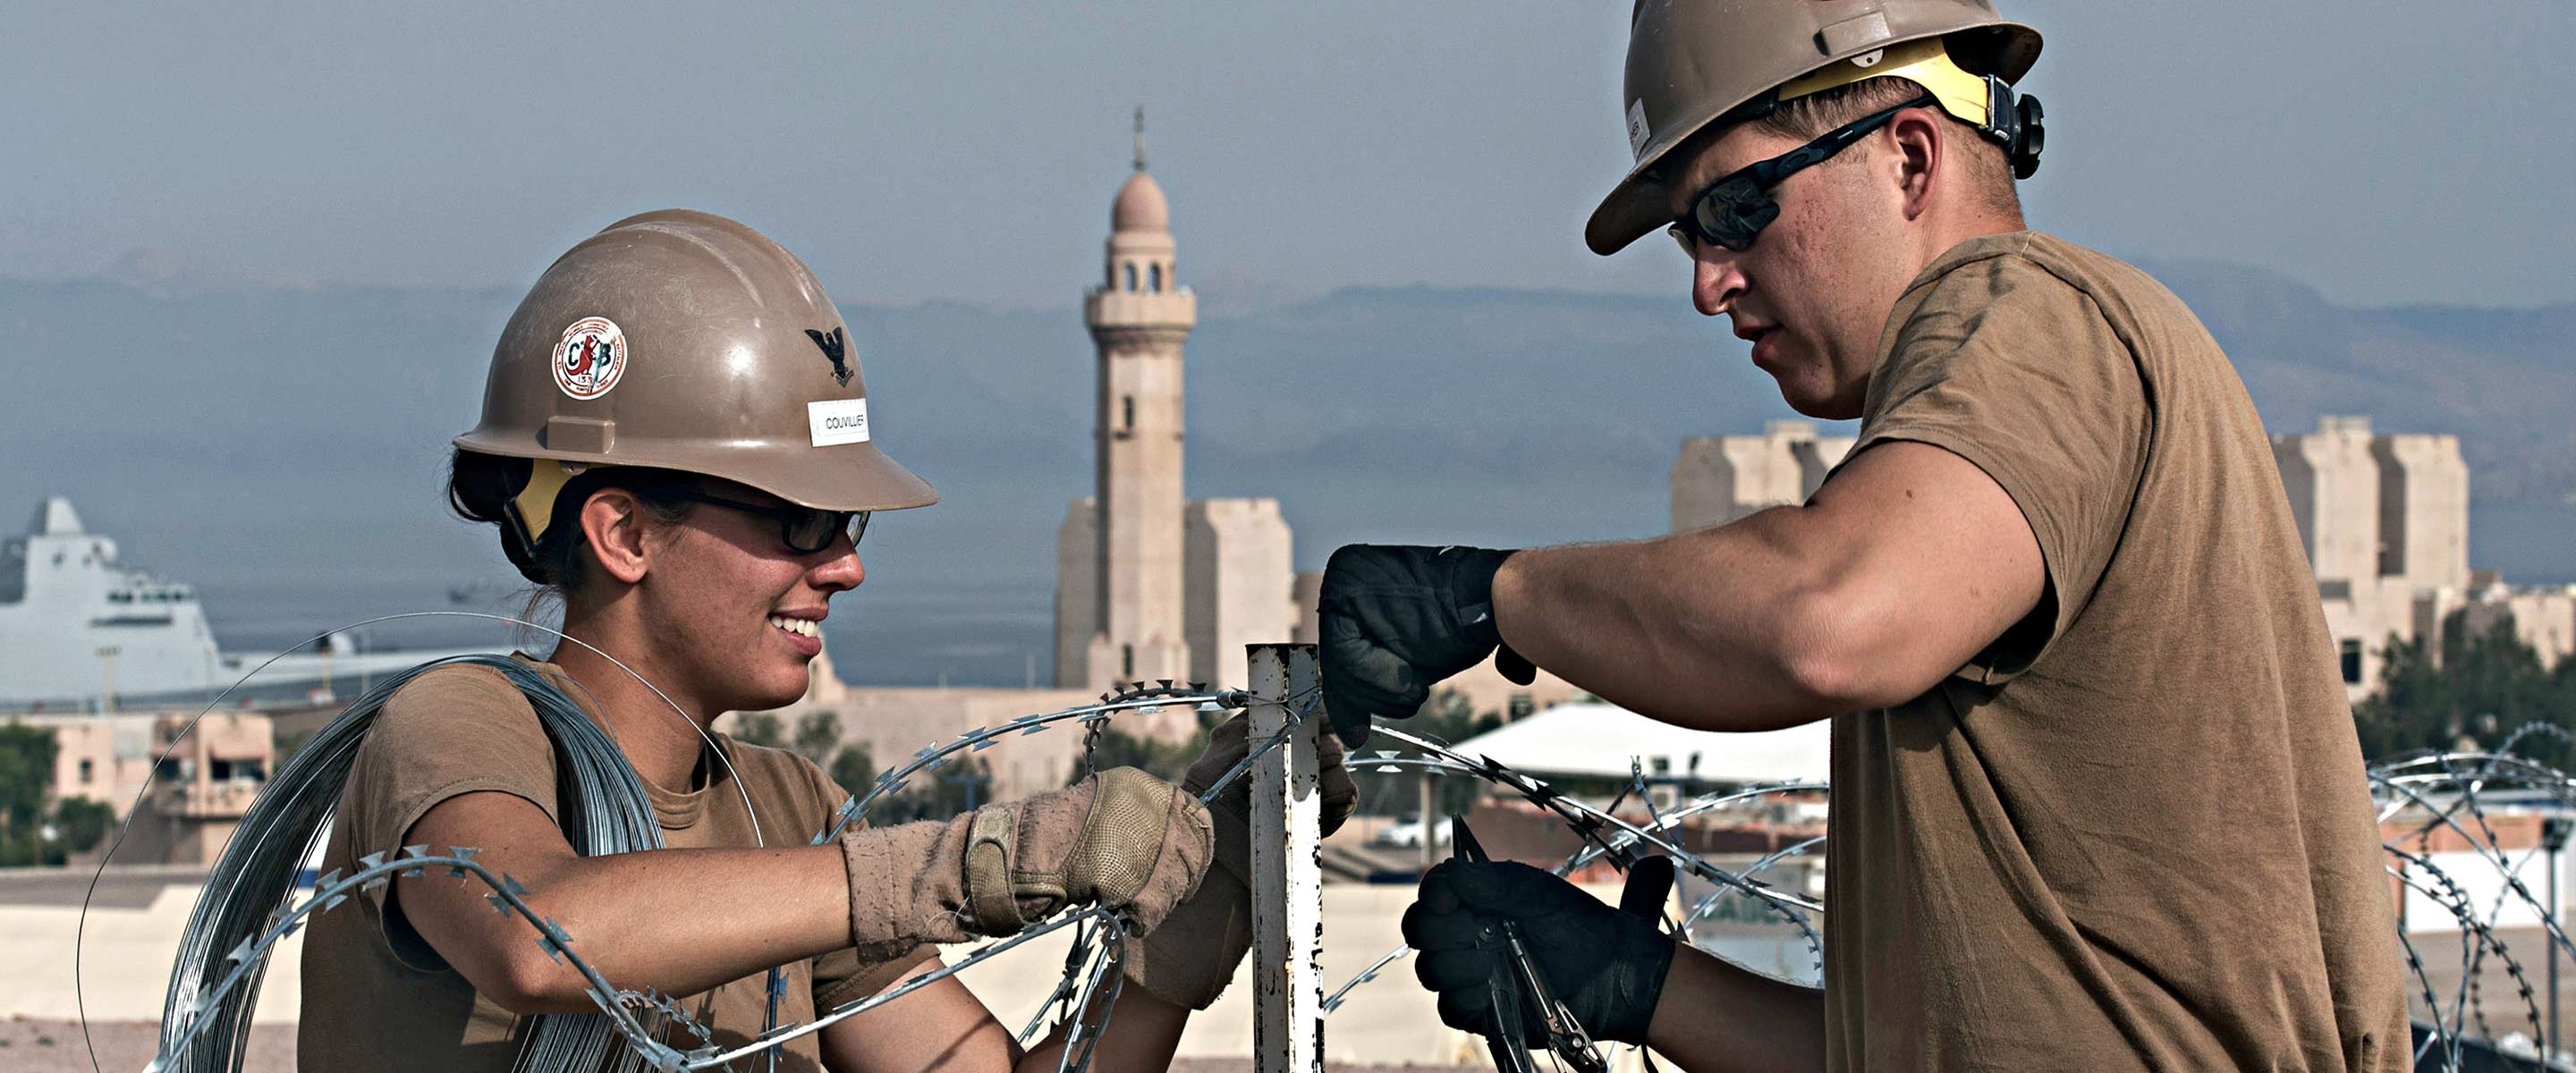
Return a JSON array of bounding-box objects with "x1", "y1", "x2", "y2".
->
[{"x1": 1320, "y1": 3, "x2": 2408, "y2": 1069}]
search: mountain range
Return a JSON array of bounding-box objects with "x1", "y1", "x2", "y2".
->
[{"x1": 3, "y1": 250, "x2": 2565, "y2": 684}]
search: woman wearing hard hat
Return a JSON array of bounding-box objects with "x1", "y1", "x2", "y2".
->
[{"x1": 295, "y1": 210, "x2": 1339, "y2": 1071}]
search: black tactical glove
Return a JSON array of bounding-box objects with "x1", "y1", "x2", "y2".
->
[
  {"x1": 1401, "y1": 858, "x2": 1675, "y2": 1048},
  {"x1": 1318, "y1": 544, "x2": 1536, "y2": 748}
]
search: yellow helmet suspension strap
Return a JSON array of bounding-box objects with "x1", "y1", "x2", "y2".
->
[
  {"x1": 1777, "y1": 38, "x2": 1991, "y2": 126},
  {"x1": 1767, "y1": 36, "x2": 2044, "y2": 180},
  {"x1": 509, "y1": 459, "x2": 583, "y2": 546}
]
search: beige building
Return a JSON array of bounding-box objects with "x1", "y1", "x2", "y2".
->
[
  {"x1": 23, "y1": 712, "x2": 155, "y2": 816},
  {"x1": 1055, "y1": 120, "x2": 1300, "y2": 694},
  {"x1": 2446, "y1": 584, "x2": 2576, "y2": 670},
  {"x1": 1184, "y1": 498, "x2": 1296, "y2": 690},
  {"x1": 2274, "y1": 414, "x2": 2472, "y2": 594},
  {"x1": 1671, "y1": 420, "x2": 1854, "y2": 532},
  {"x1": 131, "y1": 710, "x2": 273, "y2": 864},
  {"x1": 2271, "y1": 416, "x2": 2574, "y2": 697},
  {"x1": 12, "y1": 706, "x2": 271, "y2": 864},
  {"x1": 2275, "y1": 416, "x2": 2466, "y2": 695},
  {"x1": 735, "y1": 123, "x2": 1307, "y2": 800},
  {"x1": 1670, "y1": 415, "x2": 2573, "y2": 702},
  {"x1": 727, "y1": 647, "x2": 1202, "y2": 805},
  {"x1": 754, "y1": 123, "x2": 1567, "y2": 782}
]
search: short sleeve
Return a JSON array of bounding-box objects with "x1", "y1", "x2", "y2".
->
[
  {"x1": 1848, "y1": 252, "x2": 2149, "y2": 682},
  {"x1": 792, "y1": 756, "x2": 939, "y2": 1010},
  {"x1": 340, "y1": 663, "x2": 562, "y2": 911}
]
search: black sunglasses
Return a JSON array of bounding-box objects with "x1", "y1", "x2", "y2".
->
[
  {"x1": 636, "y1": 486, "x2": 869, "y2": 554},
  {"x1": 1668, "y1": 91, "x2": 1937, "y2": 256}
]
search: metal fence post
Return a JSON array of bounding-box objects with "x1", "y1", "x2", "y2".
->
[{"x1": 1249, "y1": 643, "x2": 1324, "y2": 1073}]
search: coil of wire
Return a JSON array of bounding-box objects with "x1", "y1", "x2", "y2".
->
[{"x1": 153, "y1": 655, "x2": 665, "y2": 1073}]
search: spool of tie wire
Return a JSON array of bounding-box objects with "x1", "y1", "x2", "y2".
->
[{"x1": 152, "y1": 655, "x2": 667, "y2": 1073}]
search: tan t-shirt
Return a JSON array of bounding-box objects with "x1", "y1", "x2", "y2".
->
[
  {"x1": 298, "y1": 655, "x2": 928, "y2": 1072},
  {"x1": 1821, "y1": 232, "x2": 2407, "y2": 1070}
]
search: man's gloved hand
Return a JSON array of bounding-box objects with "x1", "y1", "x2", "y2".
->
[
  {"x1": 837, "y1": 767, "x2": 1212, "y2": 959},
  {"x1": 1125, "y1": 709, "x2": 1357, "y2": 1008},
  {"x1": 1318, "y1": 544, "x2": 1537, "y2": 748},
  {"x1": 1401, "y1": 858, "x2": 1675, "y2": 1047}
]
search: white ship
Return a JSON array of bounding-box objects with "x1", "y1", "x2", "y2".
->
[{"x1": 0, "y1": 497, "x2": 484, "y2": 709}]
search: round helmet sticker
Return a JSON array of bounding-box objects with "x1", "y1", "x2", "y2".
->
[{"x1": 551, "y1": 317, "x2": 627, "y2": 400}]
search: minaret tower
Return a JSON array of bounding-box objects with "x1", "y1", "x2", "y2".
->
[{"x1": 1071, "y1": 108, "x2": 1195, "y2": 688}]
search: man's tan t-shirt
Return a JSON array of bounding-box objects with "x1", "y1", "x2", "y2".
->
[
  {"x1": 1821, "y1": 232, "x2": 2407, "y2": 1070},
  {"x1": 298, "y1": 656, "x2": 928, "y2": 1072}
]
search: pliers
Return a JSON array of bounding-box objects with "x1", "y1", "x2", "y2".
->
[{"x1": 1450, "y1": 815, "x2": 1614, "y2": 1073}]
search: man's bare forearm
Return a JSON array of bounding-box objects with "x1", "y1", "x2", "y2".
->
[
  {"x1": 1644, "y1": 944, "x2": 1828, "y2": 1073},
  {"x1": 1490, "y1": 443, "x2": 2046, "y2": 730},
  {"x1": 1491, "y1": 507, "x2": 1851, "y2": 731}
]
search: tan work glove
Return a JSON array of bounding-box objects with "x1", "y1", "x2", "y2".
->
[
  {"x1": 1123, "y1": 708, "x2": 1357, "y2": 1008},
  {"x1": 838, "y1": 767, "x2": 1213, "y2": 961}
]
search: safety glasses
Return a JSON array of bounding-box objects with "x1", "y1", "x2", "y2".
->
[
  {"x1": 1668, "y1": 91, "x2": 1936, "y2": 256},
  {"x1": 637, "y1": 486, "x2": 869, "y2": 554}
]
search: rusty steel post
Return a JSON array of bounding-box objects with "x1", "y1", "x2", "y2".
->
[
  {"x1": 1419, "y1": 767, "x2": 1437, "y2": 874},
  {"x1": 1249, "y1": 643, "x2": 1325, "y2": 1073}
]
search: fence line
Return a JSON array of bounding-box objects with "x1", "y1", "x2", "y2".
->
[{"x1": 113, "y1": 618, "x2": 2576, "y2": 1072}]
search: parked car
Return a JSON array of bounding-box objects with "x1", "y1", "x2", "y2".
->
[{"x1": 1375, "y1": 815, "x2": 1453, "y2": 849}]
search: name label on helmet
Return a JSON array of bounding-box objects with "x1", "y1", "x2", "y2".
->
[
  {"x1": 1626, "y1": 99, "x2": 1652, "y2": 159},
  {"x1": 807, "y1": 398, "x2": 871, "y2": 446}
]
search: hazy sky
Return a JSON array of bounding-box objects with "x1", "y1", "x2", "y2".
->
[{"x1": 6, "y1": 2, "x2": 2570, "y2": 308}]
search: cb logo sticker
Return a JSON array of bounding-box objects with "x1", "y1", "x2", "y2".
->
[{"x1": 551, "y1": 317, "x2": 627, "y2": 400}]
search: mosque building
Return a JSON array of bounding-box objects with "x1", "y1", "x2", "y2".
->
[
  {"x1": 734, "y1": 116, "x2": 1575, "y2": 799},
  {"x1": 1051, "y1": 113, "x2": 1302, "y2": 693}
]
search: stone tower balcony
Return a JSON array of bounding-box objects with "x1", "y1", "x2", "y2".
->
[{"x1": 1084, "y1": 286, "x2": 1196, "y2": 330}]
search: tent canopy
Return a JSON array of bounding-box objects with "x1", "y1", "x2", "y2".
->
[{"x1": 1439, "y1": 701, "x2": 1828, "y2": 785}]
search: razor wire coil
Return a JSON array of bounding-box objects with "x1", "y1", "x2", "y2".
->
[
  {"x1": 148, "y1": 655, "x2": 669, "y2": 1073},
  {"x1": 109, "y1": 612, "x2": 1287, "y2": 1073},
  {"x1": 105, "y1": 611, "x2": 2576, "y2": 1073}
]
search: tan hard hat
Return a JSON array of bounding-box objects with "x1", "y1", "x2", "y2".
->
[
  {"x1": 453, "y1": 209, "x2": 937, "y2": 528},
  {"x1": 1587, "y1": 0, "x2": 2042, "y2": 255}
]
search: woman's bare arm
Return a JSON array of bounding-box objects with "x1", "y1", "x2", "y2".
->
[{"x1": 394, "y1": 790, "x2": 851, "y2": 1013}]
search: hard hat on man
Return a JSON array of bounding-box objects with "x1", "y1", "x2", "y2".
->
[{"x1": 1588, "y1": 0, "x2": 2042, "y2": 255}]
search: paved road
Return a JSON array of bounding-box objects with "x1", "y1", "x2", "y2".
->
[
  {"x1": 2408, "y1": 924, "x2": 2576, "y2": 1058},
  {"x1": 0, "y1": 866, "x2": 205, "y2": 909},
  {"x1": 20, "y1": 870, "x2": 1705, "y2": 1069},
  {"x1": 3, "y1": 1019, "x2": 1481, "y2": 1073}
]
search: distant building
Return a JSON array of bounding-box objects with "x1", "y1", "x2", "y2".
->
[
  {"x1": 2273, "y1": 416, "x2": 2574, "y2": 697},
  {"x1": 14, "y1": 711, "x2": 155, "y2": 817},
  {"x1": 1054, "y1": 117, "x2": 1299, "y2": 695},
  {"x1": 10, "y1": 706, "x2": 271, "y2": 864},
  {"x1": 1184, "y1": 499, "x2": 1296, "y2": 691},
  {"x1": 737, "y1": 122, "x2": 1305, "y2": 796},
  {"x1": 731, "y1": 644, "x2": 1203, "y2": 806},
  {"x1": 1668, "y1": 415, "x2": 2576, "y2": 702},
  {"x1": 132, "y1": 709, "x2": 273, "y2": 864},
  {"x1": 743, "y1": 126, "x2": 1594, "y2": 790},
  {"x1": 1671, "y1": 421, "x2": 1853, "y2": 532}
]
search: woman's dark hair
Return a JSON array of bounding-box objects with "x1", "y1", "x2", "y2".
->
[{"x1": 446, "y1": 448, "x2": 697, "y2": 596}]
